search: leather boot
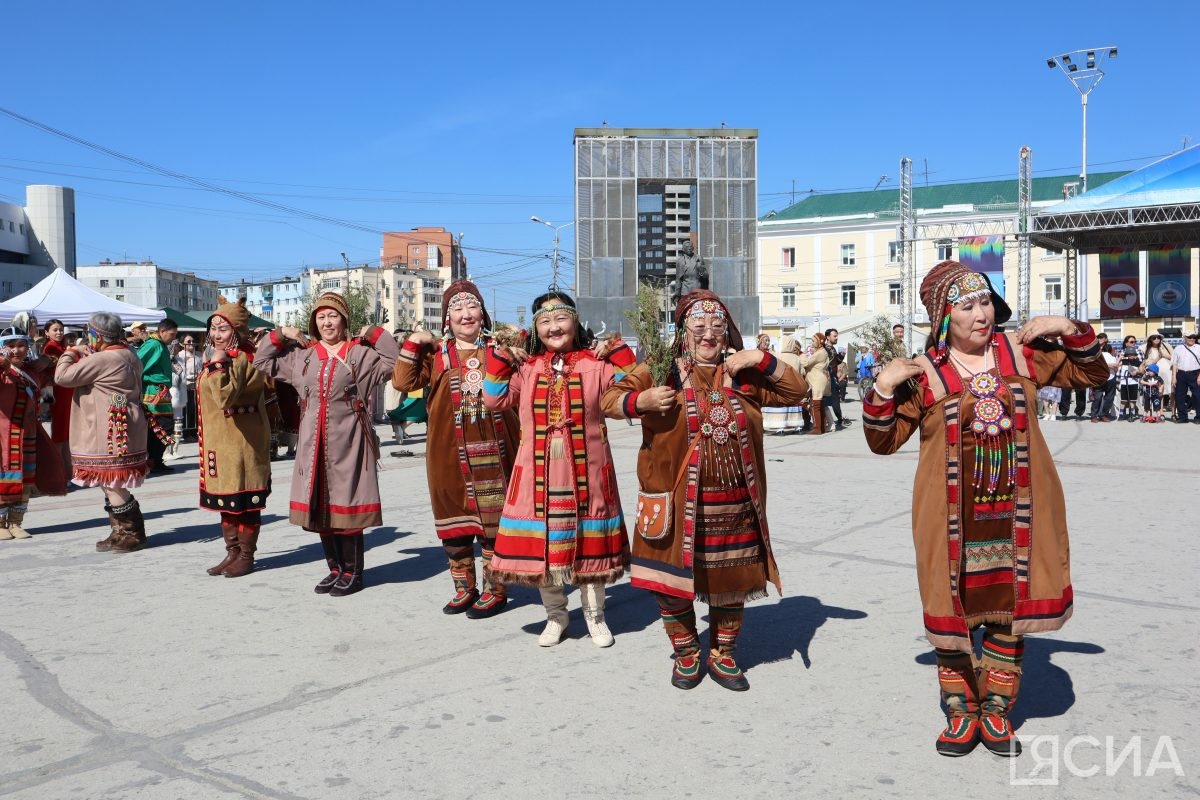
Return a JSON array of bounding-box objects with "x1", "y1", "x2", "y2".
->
[
  {"x1": 110, "y1": 498, "x2": 145, "y2": 553},
  {"x1": 935, "y1": 648, "x2": 982, "y2": 757},
  {"x1": 656, "y1": 593, "x2": 704, "y2": 689},
  {"x1": 537, "y1": 585, "x2": 569, "y2": 646},
  {"x1": 579, "y1": 583, "x2": 614, "y2": 647},
  {"x1": 95, "y1": 501, "x2": 119, "y2": 551},
  {"x1": 329, "y1": 532, "x2": 364, "y2": 597},
  {"x1": 806, "y1": 401, "x2": 824, "y2": 435},
  {"x1": 223, "y1": 522, "x2": 258, "y2": 578},
  {"x1": 442, "y1": 557, "x2": 478, "y2": 614},
  {"x1": 707, "y1": 605, "x2": 749, "y2": 691},
  {"x1": 313, "y1": 535, "x2": 341, "y2": 594},
  {"x1": 979, "y1": 632, "x2": 1024, "y2": 757},
  {"x1": 207, "y1": 520, "x2": 241, "y2": 575},
  {"x1": 466, "y1": 543, "x2": 508, "y2": 619},
  {"x1": 7, "y1": 504, "x2": 31, "y2": 539}
]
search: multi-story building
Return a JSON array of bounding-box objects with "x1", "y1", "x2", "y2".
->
[
  {"x1": 0, "y1": 184, "x2": 76, "y2": 301},
  {"x1": 381, "y1": 227, "x2": 466, "y2": 283},
  {"x1": 218, "y1": 274, "x2": 314, "y2": 327},
  {"x1": 756, "y1": 170, "x2": 1151, "y2": 346},
  {"x1": 573, "y1": 127, "x2": 760, "y2": 334},
  {"x1": 78, "y1": 261, "x2": 218, "y2": 313}
]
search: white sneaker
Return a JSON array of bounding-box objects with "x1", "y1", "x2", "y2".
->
[
  {"x1": 583, "y1": 613, "x2": 614, "y2": 648},
  {"x1": 538, "y1": 617, "x2": 567, "y2": 647}
]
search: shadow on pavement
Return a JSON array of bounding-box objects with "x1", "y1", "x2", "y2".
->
[
  {"x1": 738, "y1": 595, "x2": 869, "y2": 670},
  {"x1": 914, "y1": 636, "x2": 1105, "y2": 725}
]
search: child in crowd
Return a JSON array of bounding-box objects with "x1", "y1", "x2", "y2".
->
[
  {"x1": 1140, "y1": 364, "x2": 1164, "y2": 423},
  {"x1": 1037, "y1": 385, "x2": 1062, "y2": 421}
]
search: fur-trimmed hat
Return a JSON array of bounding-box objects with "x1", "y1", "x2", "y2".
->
[
  {"x1": 308, "y1": 291, "x2": 350, "y2": 339},
  {"x1": 441, "y1": 280, "x2": 491, "y2": 335},
  {"x1": 674, "y1": 289, "x2": 745, "y2": 352},
  {"x1": 209, "y1": 297, "x2": 252, "y2": 339}
]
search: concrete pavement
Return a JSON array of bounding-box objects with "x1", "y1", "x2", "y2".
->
[{"x1": 0, "y1": 411, "x2": 1196, "y2": 799}]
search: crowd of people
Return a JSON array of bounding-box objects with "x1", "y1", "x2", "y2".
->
[{"x1": 0, "y1": 263, "x2": 1186, "y2": 760}]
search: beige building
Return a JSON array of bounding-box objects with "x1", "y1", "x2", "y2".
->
[
  {"x1": 755, "y1": 169, "x2": 1199, "y2": 349},
  {"x1": 79, "y1": 261, "x2": 218, "y2": 313}
]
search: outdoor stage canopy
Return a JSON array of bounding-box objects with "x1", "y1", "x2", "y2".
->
[
  {"x1": 0, "y1": 268, "x2": 166, "y2": 327},
  {"x1": 1032, "y1": 144, "x2": 1200, "y2": 252}
]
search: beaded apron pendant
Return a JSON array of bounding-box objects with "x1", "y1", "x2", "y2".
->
[
  {"x1": 964, "y1": 371, "x2": 1016, "y2": 520},
  {"x1": 458, "y1": 355, "x2": 484, "y2": 423}
]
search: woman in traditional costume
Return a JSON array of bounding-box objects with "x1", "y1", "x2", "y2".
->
[
  {"x1": 197, "y1": 298, "x2": 272, "y2": 578},
  {"x1": 253, "y1": 292, "x2": 399, "y2": 597},
  {"x1": 863, "y1": 260, "x2": 1108, "y2": 757},
  {"x1": 601, "y1": 291, "x2": 807, "y2": 690},
  {"x1": 393, "y1": 281, "x2": 519, "y2": 619},
  {"x1": 55, "y1": 312, "x2": 149, "y2": 552},
  {"x1": 482, "y1": 291, "x2": 634, "y2": 647},
  {"x1": 39, "y1": 319, "x2": 74, "y2": 473},
  {"x1": 798, "y1": 332, "x2": 832, "y2": 434}
]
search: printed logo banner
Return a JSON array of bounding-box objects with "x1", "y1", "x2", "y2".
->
[
  {"x1": 1098, "y1": 247, "x2": 1141, "y2": 319},
  {"x1": 959, "y1": 235, "x2": 1006, "y2": 298},
  {"x1": 1146, "y1": 245, "x2": 1192, "y2": 318}
]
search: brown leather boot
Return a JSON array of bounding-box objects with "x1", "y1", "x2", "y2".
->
[
  {"x1": 443, "y1": 557, "x2": 478, "y2": 614},
  {"x1": 110, "y1": 498, "x2": 145, "y2": 553},
  {"x1": 96, "y1": 502, "x2": 119, "y2": 552},
  {"x1": 329, "y1": 532, "x2": 364, "y2": 597},
  {"x1": 313, "y1": 535, "x2": 341, "y2": 594},
  {"x1": 207, "y1": 520, "x2": 240, "y2": 575},
  {"x1": 223, "y1": 523, "x2": 258, "y2": 578},
  {"x1": 805, "y1": 401, "x2": 825, "y2": 435}
]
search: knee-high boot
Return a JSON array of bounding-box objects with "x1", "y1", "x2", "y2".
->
[
  {"x1": 656, "y1": 593, "x2": 703, "y2": 689},
  {"x1": 935, "y1": 648, "x2": 982, "y2": 757},
  {"x1": 979, "y1": 630, "x2": 1024, "y2": 757},
  {"x1": 537, "y1": 585, "x2": 569, "y2": 647},
  {"x1": 96, "y1": 501, "x2": 119, "y2": 551},
  {"x1": 806, "y1": 401, "x2": 824, "y2": 435},
  {"x1": 707, "y1": 604, "x2": 749, "y2": 691},
  {"x1": 467, "y1": 542, "x2": 508, "y2": 619},
  {"x1": 314, "y1": 534, "x2": 341, "y2": 594},
  {"x1": 329, "y1": 531, "x2": 364, "y2": 597},
  {"x1": 223, "y1": 521, "x2": 259, "y2": 578},
  {"x1": 207, "y1": 517, "x2": 241, "y2": 575},
  {"x1": 110, "y1": 498, "x2": 146, "y2": 553},
  {"x1": 0, "y1": 505, "x2": 11, "y2": 541},
  {"x1": 579, "y1": 584, "x2": 614, "y2": 647},
  {"x1": 443, "y1": 557, "x2": 478, "y2": 614}
]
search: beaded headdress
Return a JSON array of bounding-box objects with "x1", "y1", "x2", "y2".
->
[
  {"x1": 440, "y1": 280, "x2": 491, "y2": 339},
  {"x1": 533, "y1": 301, "x2": 578, "y2": 321}
]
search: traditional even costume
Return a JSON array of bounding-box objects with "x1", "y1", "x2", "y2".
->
[
  {"x1": 253, "y1": 293, "x2": 399, "y2": 596},
  {"x1": 482, "y1": 294, "x2": 635, "y2": 646},
  {"x1": 602, "y1": 291, "x2": 807, "y2": 690},
  {"x1": 197, "y1": 298, "x2": 272, "y2": 578},
  {"x1": 137, "y1": 330, "x2": 176, "y2": 470},
  {"x1": 392, "y1": 281, "x2": 520, "y2": 618},
  {"x1": 862, "y1": 260, "x2": 1109, "y2": 756}
]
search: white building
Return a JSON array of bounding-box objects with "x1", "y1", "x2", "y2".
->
[
  {"x1": 218, "y1": 273, "x2": 315, "y2": 328},
  {"x1": 77, "y1": 261, "x2": 218, "y2": 313},
  {"x1": 0, "y1": 184, "x2": 76, "y2": 301}
]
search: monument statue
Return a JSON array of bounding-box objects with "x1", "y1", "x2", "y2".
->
[{"x1": 669, "y1": 239, "x2": 708, "y2": 305}]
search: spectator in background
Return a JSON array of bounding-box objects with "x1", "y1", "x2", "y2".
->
[
  {"x1": 756, "y1": 333, "x2": 773, "y2": 352},
  {"x1": 823, "y1": 329, "x2": 851, "y2": 430},
  {"x1": 1140, "y1": 364, "x2": 1164, "y2": 423},
  {"x1": 1115, "y1": 335, "x2": 1144, "y2": 422},
  {"x1": 1141, "y1": 334, "x2": 1173, "y2": 416},
  {"x1": 1089, "y1": 336, "x2": 1118, "y2": 423},
  {"x1": 39, "y1": 318, "x2": 74, "y2": 473},
  {"x1": 137, "y1": 319, "x2": 179, "y2": 473},
  {"x1": 1171, "y1": 331, "x2": 1200, "y2": 423}
]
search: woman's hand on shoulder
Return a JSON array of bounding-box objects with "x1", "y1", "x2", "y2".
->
[
  {"x1": 722, "y1": 349, "x2": 762, "y2": 376},
  {"x1": 874, "y1": 357, "x2": 924, "y2": 397},
  {"x1": 407, "y1": 330, "x2": 435, "y2": 348},
  {"x1": 280, "y1": 326, "x2": 305, "y2": 344}
]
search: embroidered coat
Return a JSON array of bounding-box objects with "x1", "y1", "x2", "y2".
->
[
  {"x1": 137, "y1": 335, "x2": 174, "y2": 416},
  {"x1": 196, "y1": 348, "x2": 272, "y2": 515},
  {"x1": 55, "y1": 345, "x2": 148, "y2": 488},
  {"x1": 40, "y1": 339, "x2": 75, "y2": 444},
  {"x1": 482, "y1": 345, "x2": 635, "y2": 586},
  {"x1": 392, "y1": 339, "x2": 519, "y2": 541},
  {"x1": 253, "y1": 328, "x2": 398, "y2": 531},
  {"x1": 0, "y1": 358, "x2": 67, "y2": 500},
  {"x1": 601, "y1": 352, "x2": 807, "y2": 601},
  {"x1": 862, "y1": 328, "x2": 1108, "y2": 653}
]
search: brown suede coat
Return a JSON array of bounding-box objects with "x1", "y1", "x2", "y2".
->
[{"x1": 196, "y1": 348, "x2": 271, "y2": 514}]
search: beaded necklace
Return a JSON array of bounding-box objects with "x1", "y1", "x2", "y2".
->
[
  {"x1": 689, "y1": 364, "x2": 741, "y2": 487},
  {"x1": 947, "y1": 343, "x2": 1016, "y2": 500},
  {"x1": 448, "y1": 340, "x2": 485, "y2": 423}
]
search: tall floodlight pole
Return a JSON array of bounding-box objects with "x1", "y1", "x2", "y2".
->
[
  {"x1": 899, "y1": 157, "x2": 915, "y2": 357},
  {"x1": 531, "y1": 216, "x2": 576, "y2": 293},
  {"x1": 1047, "y1": 46, "x2": 1117, "y2": 321}
]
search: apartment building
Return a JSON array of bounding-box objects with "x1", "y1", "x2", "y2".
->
[{"x1": 79, "y1": 261, "x2": 218, "y2": 313}]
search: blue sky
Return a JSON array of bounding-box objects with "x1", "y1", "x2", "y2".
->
[{"x1": 4, "y1": 0, "x2": 1197, "y2": 322}]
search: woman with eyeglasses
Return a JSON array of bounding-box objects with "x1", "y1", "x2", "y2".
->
[
  {"x1": 196, "y1": 300, "x2": 272, "y2": 577},
  {"x1": 602, "y1": 290, "x2": 806, "y2": 690},
  {"x1": 483, "y1": 290, "x2": 635, "y2": 647},
  {"x1": 1141, "y1": 334, "x2": 1174, "y2": 416}
]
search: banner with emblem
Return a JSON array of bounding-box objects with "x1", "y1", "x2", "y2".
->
[
  {"x1": 1098, "y1": 247, "x2": 1141, "y2": 319},
  {"x1": 958, "y1": 235, "x2": 1006, "y2": 299},
  {"x1": 1146, "y1": 245, "x2": 1191, "y2": 318}
]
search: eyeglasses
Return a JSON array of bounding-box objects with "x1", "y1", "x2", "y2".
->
[{"x1": 686, "y1": 320, "x2": 728, "y2": 335}]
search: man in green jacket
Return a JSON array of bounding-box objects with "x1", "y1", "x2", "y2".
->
[{"x1": 137, "y1": 319, "x2": 178, "y2": 473}]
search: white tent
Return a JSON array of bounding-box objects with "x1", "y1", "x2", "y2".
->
[{"x1": 0, "y1": 268, "x2": 166, "y2": 327}]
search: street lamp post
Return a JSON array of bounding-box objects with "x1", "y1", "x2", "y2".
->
[
  {"x1": 531, "y1": 216, "x2": 576, "y2": 293},
  {"x1": 1046, "y1": 46, "x2": 1117, "y2": 323}
]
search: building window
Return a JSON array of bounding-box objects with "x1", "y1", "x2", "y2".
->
[
  {"x1": 936, "y1": 240, "x2": 954, "y2": 261},
  {"x1": 781, "y1": 286, "x2": 796, "y2": 308},
  {"x1": 116, "y1": 279, "x2": 125, "y2": 288},
  {"x1": 841, "y1": 283, "x2": 857, "y2": 308},
  {"x1": 115, "y1": 294, "x2": 125, "y2": 301},
  {"x1": 840, "y1": 244, "x2": 856, "y2": 267},
  {"x1": 782, "y1": 247, "x2": 796, "y2": 270},
  {"x1": 888, "y1": 241, "x2": 902, "y2": 263},
  {"x1": 888, "y1": 282, "x2": 903, "y2": 306},
  {"x1": 100, "y1": 279, "x2": 109, "y2": 288},
  {"x1": 1043, "y1": 275, "x2": 1063, "y2": 302}
]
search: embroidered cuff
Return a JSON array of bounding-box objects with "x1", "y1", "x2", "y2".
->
[
  {"x1": 623, "y1": 391, "x2": 642, "y2": 419},
  {"x1": 606, "y1": 342, "x2": 636, "y2": 371},
  {"x1": 1061, "y1": 323, "x2": 1097, "y2": 351},
  {"x1": 362, "y1": 325, "x2": 385, "y2": 348},
  {"x1": 269, "y1": 330, "x2": 288, "y2": 349},
  {"x1": 485, "y1": 346, "x2": 515, "y2": 381}
]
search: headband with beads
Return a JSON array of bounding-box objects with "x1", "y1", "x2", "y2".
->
[
  {"x1": 685, "y1": 298, "x2": 727, "y2": 320},
  {"x1": 935, "y1": 272, "x2": 991, "y2": 362},
  {"x1": 533, "y1": 301, "x2": 577, "y2": 322}
]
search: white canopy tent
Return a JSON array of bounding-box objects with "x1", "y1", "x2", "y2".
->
[{"x1": 0, "y1": 268, "x2": 166, "y2": 327}]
